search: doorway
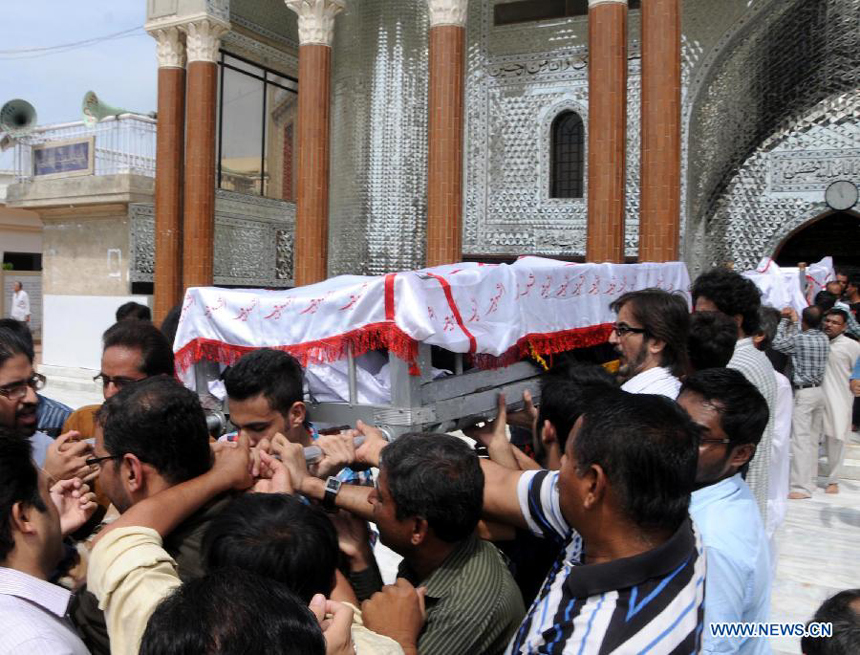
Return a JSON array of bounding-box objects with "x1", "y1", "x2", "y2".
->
[{"x1": 774, "y1": 210, "x2": 860, "y2": 269}]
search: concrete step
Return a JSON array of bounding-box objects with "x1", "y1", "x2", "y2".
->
[{"x1": 37, "y1": 364, "x2": 101, "y2": 395}]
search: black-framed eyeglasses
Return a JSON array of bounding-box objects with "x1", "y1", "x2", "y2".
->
[
  {"x1": 93, "y1": 373, "x2": 145, "y2": 391},
  {"x1": 0, "y1": 374, "x2": 46, "y2": 400},
  {"x1": 699, "y1": 437, "x2": 732, "y2": 446},
  {"x1": 85, "y1": 454, "x2": 122, "y2": 467},
  {"x1": 612, "y1": 323, "x2": 648, "y2": 338}
]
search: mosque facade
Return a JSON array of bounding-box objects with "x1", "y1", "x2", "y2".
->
[{"x1": 7, "y1": 0, "x2": 860, "y2": 331}]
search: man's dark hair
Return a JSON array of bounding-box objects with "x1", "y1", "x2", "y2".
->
[
  {"x1": 801, "y1": 589, "x2": 860, "y2": 655},
  {"x1": 115, "y1": 301, "x2": 152, "y2": 322},
  {"x1": 140, "y1": 568, "x2": 325, "y2": 655},
  {"x1": 0, "y1": 427, "x2": 46, "y2": 562},
  {"x1": 0, "y1": 320, "x2": 34, "y2": 362},
  {"x1": 223, "y1": 349, "x2": 304, "y2": 417},
  {"x1": 160, "y1": 305, "x2": 182, "y2": 348},
  {"x1": 847, "y1": 272, "x2": 860, "y2": 291},
  {"x1": 691, "y1": 268, "x2": 762, "y2": 336},
  {"x1": 826, "y1": 308, "x2": 849, "y2": 324},
  {"x1": 756, "y1": 306, "x2": 781, "y2": 351},
  {"x1": 97, "y1": 377, "x2": 212, "y2": 484},
  {"x1": 609, "y1": 288, "x2": 691, "y2": 378},
  {"x1": 680, "y1": 368, "x2": 769, "y2": 448},
  {"x1": 203, "y1": 494, "x2": 338, "y2": 603},
  {"x1": 537, "y1": 364, "x2": 617, "y2": 454},
  {"x1": 102, "y1": 320, "x2": 175, "y2": 377},
  {"x1": 572, "y1": 390, "x2": 700, "y2": 534},
  {"x1": 687, "y1": 311, "x2": 737, "y2": 371},
  {"x1": 381, "y1": 432, "x2": 483, "y2": 543},
  {"x1": 802, "y1": 306, "x2": 823, "y2": 330},
  {"x1": 814, "y1": 291, "x2": 837, "y2": 312}
]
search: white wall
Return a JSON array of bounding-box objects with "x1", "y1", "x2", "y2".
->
[{"x1": 42, "y1": 294, "x2": 151, "y2": 369}]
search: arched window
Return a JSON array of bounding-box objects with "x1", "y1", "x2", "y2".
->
[{"x1": 550, "y1": 111, "x2": 585, "y2": 199}]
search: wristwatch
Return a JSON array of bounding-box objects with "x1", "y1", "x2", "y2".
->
[{"x1": 322, "y1": 476, "x2": 342, "y2": 512}]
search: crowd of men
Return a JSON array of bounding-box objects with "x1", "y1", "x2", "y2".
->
[{"x1": 1, "y1": 266, "x2": 859, "y2": 655}]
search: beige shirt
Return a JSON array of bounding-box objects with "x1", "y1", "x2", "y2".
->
[
  {"x1": 87, "y1": 527, "x2": 181, "y2": 655},
  {"x1": 87, "y1": 526, "x2": 403, "y2": 655}
]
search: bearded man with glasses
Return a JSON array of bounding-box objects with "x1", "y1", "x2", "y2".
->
[
  {"x1": 62, "y1": 319, "x2": 175, "y2": 440},
  {"x1": 608, "y1": 288, "x2": 691, "y2": 399},
  {"x1": 0, "y1": 327, "x2": 92, "y2": 482}
]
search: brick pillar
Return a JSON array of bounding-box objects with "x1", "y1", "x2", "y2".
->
[
  {"x1": 586, "y1": 0, "x2": 628, "y2": 264},
  {"x1": 182, "y1": 18, "x2": 227, "y2": 290},
  {"x1": 286, "y1": 0, "x2": 345, "y2": 286},
  {"x1": 149, "y1": 27, "x2": 186, "y2": 323},
  {"x1": 639, "y1": 0, "x2": 681, "y2": 262},
  {"x1": 425, "y1": 0, "x2": 468, "y2": 268}
]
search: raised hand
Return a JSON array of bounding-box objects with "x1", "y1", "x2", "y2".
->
[
  {"x1": 50, "y1": 477, "x2": 97, "y2": 536},
  {"x1": 271, "y1": 433, "x2": 310, "y2": 492},
  {"x1": 353, "y1": 421, "x2": 389, "y2": 468},
  {"x1": 44, "y1": 432, "x2": 93, "y2": 482},
  {"x1": 311, "y1": 432, "x2": 357, "y2": 479},
  {"x1": 507, "y1": 389, "x2": 538, "y2": 431},
  {"x1": 252, "y1": 450, "x2": 294, "y2": 494},
  {"x1": 212, "y1": 432, "x2": 254, "y2": 491},
  {"x1": 361, "y1": 578, "x2": 426, "y2": 654},
  {"x1": 308, "y1": 594, "x2": 356, "y2": 655}
]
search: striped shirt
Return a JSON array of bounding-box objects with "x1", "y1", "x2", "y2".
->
[
  {"x1": 37, "y1": 394, "x2": 73, "y2": 438},
  {"x1": 770, "y1": 320, "x2": 829, "y2": 387},
  {"x1": 728, "y1": 338, "x2": 776, "y2": 523},
  {"x1": 0, "y1": 566, "x2": 89, "y2": 655},
  {"x1": 398, "y1": 535, "x2": 525, "y2": 655},
  {"x1": 508, "y1": 470, "x2": 705, "y2": 655},
  {"x1": 620, "y1": 366, "x2": 682, "y2": 399}
]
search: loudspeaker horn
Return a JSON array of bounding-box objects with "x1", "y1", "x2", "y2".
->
[
  {"x1": 81, "y1": 91, "x2": 132, "y2": 127},
  {"x1": 0, "y1": 99, "x2": 37, "y2": 137}
]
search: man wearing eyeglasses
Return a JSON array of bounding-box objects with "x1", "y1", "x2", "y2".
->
[
  {"x1": 0, "y1": 326, "x2": 92, "y2": 482},
  {"x1": 678, "y1": 368, "x2": 771, "y2": 654},
  {"x1": 62, "y1": 319, "x2": 175, "y2": 440},
  {"x1": 607, "y1": 288, "x2": 691, "y2": 399}
]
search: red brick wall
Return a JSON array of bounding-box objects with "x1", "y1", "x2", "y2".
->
[
  {"x1": 294, "y1": 44, "x2": 332, "y2": 286},
  {"x1": 586, "y1": 2, "x2": 628, "y2": 264},
  {"x1": 639, "y1": 0, "x2": 681, "y2": 262},
  {"x1": 183, "y1": 61, "x2": 218, "y2": 289},
  {"x1": 153, "y1": 66, "x2": 185, "y2": 322},
  {"x1": 426, "y1": 25, "x2": 466, "y2": 268}
]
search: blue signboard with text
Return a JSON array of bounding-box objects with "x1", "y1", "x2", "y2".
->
[{"x1": 33, "y1": 138, "x2": 93, "y2": 177}]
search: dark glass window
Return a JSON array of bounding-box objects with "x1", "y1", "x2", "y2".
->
[
  {"x1": 216, "y1": 52, "x2": 298, "y2": 200},
  {"x1": 495, "y1": 0, "x2": 640, "y2": 26},
  {"x1": 551, "y1": 111, "x2": 585, "y2": 199}
]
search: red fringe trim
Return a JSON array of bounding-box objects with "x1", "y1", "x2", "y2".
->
[
  {"x1": 174, "y1": 322, "x2": 612, "y2": 376},
  {"x1": 471, "y1": 323, "x2": 614, "y2": 370},
  {"x1": 174, "y1": 321, "x2": 419, "y2": 374}
]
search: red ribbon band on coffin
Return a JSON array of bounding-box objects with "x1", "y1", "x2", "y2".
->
[{"x1": 174, "y1": 322, "x2": 613, "y2": 377}]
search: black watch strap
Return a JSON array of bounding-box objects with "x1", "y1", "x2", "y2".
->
[{"x1": 322, "y1": 476, "x2": 342, "y2": 512}]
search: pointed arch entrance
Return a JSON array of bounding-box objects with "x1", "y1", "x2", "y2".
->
[{"x1": 774, "y1": 210, "x2": 860, "y2": 268}]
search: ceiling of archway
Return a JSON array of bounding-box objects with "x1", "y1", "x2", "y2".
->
[{"x1": 687, "y1": 0, "x2": 860, "y2": 227}]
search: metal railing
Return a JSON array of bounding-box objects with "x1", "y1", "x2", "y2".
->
[{"x1": 13, "y1": 114, "x2": 156, "y2": 181}]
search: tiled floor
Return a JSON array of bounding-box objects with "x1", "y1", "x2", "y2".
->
[
  {"x1": 769, "y1": 468, "x2": 860, "y2": 655},
  {"x1": 41, "y1": 386, "x2": 859, "y2": 654}
]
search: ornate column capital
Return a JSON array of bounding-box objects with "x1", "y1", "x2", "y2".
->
[
  {"x1": 588, "y1": 0, "x2": 627, "y2": 6},
  {"x1": 284, "y1": 0, "x2": 346, "y2": 46},
  {"x1": 427, "y1": 0, "x2": 468, "y2": 27},
  {"x1": 149, "y1": 26, "x2": 186, "y2": 69},
  {"x1": 184, "y1": 18, "x2": 229, "y2": 63}
]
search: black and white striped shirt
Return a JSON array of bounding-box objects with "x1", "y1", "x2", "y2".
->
[{"x1": 507, "y1": 470, "x2": 705, "y2": 654}]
